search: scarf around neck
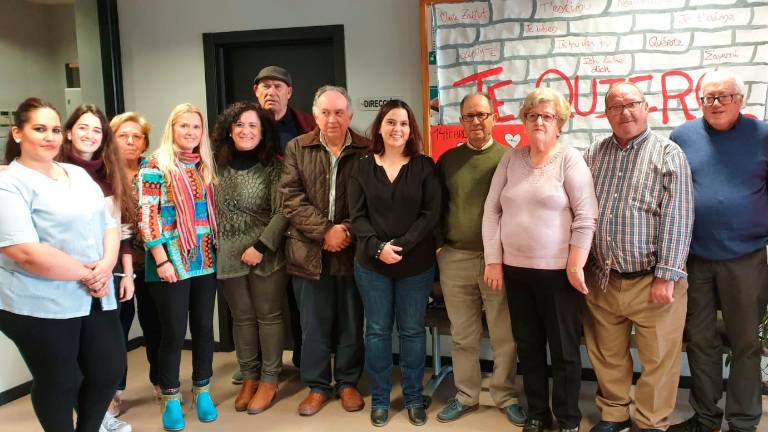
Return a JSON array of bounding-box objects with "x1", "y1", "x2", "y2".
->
[
  {"x1": 171, "y1": 151, "x2": 218, "y2": 261},
  {"x1": 67, "y1": 151, "x2": 113, "y2": 196}
]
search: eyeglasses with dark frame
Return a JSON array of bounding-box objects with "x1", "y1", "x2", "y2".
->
[
  {"x1": 700, "y1": 94, "x2": 741, "y2": 106},
  {"x1": 460, "y1": 112, "x2": 492, "y2": 122},
  {"x1": 605, "y1": 100, "x2": 644, "y2": 115},
  {"x1": 524, "y1": 112, "x2": 557, "y2": 124}
]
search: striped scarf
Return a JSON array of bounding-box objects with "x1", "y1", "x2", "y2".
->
[{"x1": 171, "y1": 152, "x2": 217, "y2": 262}]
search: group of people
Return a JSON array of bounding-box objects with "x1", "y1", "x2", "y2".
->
[{"x1": 0, "y1": 65, "x2": 764, "y2": 432}]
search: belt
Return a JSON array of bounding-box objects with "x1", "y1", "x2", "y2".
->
[{"x1": 610, "y1": 267, "x2": 655, "y2": 279}]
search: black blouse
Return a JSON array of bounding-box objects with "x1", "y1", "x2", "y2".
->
[{"x1": 348, "y1": 154, "x2": 441, "y2": 279}]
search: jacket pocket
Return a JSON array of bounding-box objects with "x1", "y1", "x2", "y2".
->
[{"x1": 284, "y1": 229, "x2": 319, "y2": 274}]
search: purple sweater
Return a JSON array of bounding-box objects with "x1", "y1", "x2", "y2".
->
[{"x1": 482, "y1": 146, "x2": 597, "y2": 269}]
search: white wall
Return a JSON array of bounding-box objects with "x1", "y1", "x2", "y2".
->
[
  {"x1": 74, "y1": 0, "x2": 105, "y2": 109},
  {"x1": 117, "y1": 0, "x2": 423, "y2": 146}
]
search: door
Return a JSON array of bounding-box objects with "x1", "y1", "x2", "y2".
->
[
  {"x1": 203, "y1": 25, "x2": 346, "y2": 127},
  {"x1": 202, "y1": 25, "x2": 346, "y2": 351}
]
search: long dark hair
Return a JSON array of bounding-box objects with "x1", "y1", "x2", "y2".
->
[
  {"x1": 369, "y1": 99, "x2": 422, "y2": 157},
  {"x1": 4, "y1": 97, "x2": 60, "y2": 163},
  {"x1": 59, "y1": 104, "x2": 134, "y2": 224},
  {"x1": 212, "y1": 101, "x2": 281, "y2": 167}
]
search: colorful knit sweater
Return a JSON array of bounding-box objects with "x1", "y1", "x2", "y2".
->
[{"x1": 137, "y1": 157, "x2": 216, "y2": 281}]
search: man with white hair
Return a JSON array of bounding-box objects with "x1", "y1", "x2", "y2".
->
[
  {"x1": 669, "y1": 70, "x2": 768, "y2": 432},
  {"x1": 280, "y1": 85, "x2": 368, "y2": 416}
]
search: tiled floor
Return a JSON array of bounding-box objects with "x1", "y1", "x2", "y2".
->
[{"x1": 0, "y1": 347, "x2": 766, "y2": 431}]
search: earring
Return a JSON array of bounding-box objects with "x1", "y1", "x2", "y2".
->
[{"x1": 15, "y1": 139, "x2": 20, "y2": 143}]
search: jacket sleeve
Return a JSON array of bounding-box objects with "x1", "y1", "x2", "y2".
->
[
  {"x1": 434, "y1": 156, "x2": 448, "y2": 249},
  {"x1": 391, "y1": 157, "x2": 442, "y2": 254},
  {"x1": 258, "y1": 163, "x2": 290, "y2": 251},
  {"x1": 348, "y1": 166, "x2": 383, "y2": 259},
  {"x1": 279, "y1": 139, "x2": 333, "y2": 242},
  {"x1": 137, "y1": 165, "x2": 167, "y2": 248}
]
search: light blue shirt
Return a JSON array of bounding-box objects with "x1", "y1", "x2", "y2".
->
[{"x1": 0, "y1": 161, "x2": 118, "y2": 318}]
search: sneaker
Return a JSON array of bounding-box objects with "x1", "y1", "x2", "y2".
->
[
  {"x1": 436, "y1": 398, "x2": 479, "y2": 422},
  {"x1": 231, "y1": 370, "x2": 243, "y2": 385},
  {"x1": 668, "y1": 416, "x2": 720, "y2": 432},
  {"x1": 100, "y1": 412, "x2": 132, "y2": 432},
  {"x1": 590, "y1": 419, "x2": 632, "y2": 432},
  {"x1": 523, "y1": 417, "x2": 554, "y2": 432},
  {"x1": 504, "y1": 404, "x2": 527, "y2": 426},
  {"x1": 108, "y1": 390, "x2": 123, "y2": 416}
]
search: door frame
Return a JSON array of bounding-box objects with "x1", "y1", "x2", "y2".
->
[{"x1": 202, "y1": 24, "x2": 346, "y2": 128}]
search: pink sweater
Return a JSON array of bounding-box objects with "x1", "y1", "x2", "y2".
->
[{"x1": 482, "y1": 146, "x2": 597, "y2": 269}]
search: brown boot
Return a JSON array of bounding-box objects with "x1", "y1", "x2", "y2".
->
[
  {"x1": 247, "y1": 382, "x2": 278, "y2": 414},
  {"x1": 297, "y1": 391, "x2": 330, "y2": 416},
  {"x1": 338, "y1": 387, "x2": 364, "y2": 412},
  {"x1": 234, "y1": 379, "x2": 259, "y2": 412}
]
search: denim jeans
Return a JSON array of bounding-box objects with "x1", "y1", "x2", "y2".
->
[{"x1": 354, "y1": 261, "x2": 434, "y2": 409}]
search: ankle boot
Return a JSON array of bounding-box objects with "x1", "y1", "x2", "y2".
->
[
  {"x1": 247, "y1": 382, "x2": 278, "y2": 414},
  {"x1": 234, "y1": 379, "x2": 259, "y2": 412},
  {"x1": 192, "y1": 382, "x2": 218, "y2": 423},
  {"x1": 161, "y1": 391, "x2": 184, "y2": 431}
]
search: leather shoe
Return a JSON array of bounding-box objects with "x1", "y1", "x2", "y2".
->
[
  {"x1": 234, "y1": 379, "x2": 259, "y2": 412},
  {"x1": 247, "y1": 382, "x2": 278, "y2": 414},
  {"x1": 338, "y1": 387, "x2": 364, "y2": 412},
  {"x1": 371, "y1": 408, "x2": 389, "y2": 427},
  {"x1": 408, "y1": 406, "x2": 427, "y2": 426},
  {"x1": 297, "y1": 392, "x2": 329, "y2": 416}
]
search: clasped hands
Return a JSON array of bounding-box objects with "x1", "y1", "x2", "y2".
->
[
  {"x1": 322, "y1": 224, "x2": 352, "y2": 252},
  {"x1": 80, "y1": 260, "x2": 113, "y2": 299}
]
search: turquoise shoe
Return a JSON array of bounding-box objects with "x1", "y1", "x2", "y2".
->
[
  {"x1": 192, "y1": 383, "x2": 218, "y2": 423},
  {"x1": 161, "y1": 393, "x2": 184, "y2": 431}
]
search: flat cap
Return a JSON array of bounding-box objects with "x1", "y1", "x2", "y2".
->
[{"x1": 253, "y1": 66, "x2": 292, "y2": 87}]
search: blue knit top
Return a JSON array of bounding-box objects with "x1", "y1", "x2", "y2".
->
[{"x1": 670, "y1": 115, "x2": 768, "y2": 260}]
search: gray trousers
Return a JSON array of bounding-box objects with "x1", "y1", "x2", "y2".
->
[
  {"x1": 219, "y1": 268, "x2": 289, "y2": 383},
  {"x1": 685, "y1": 247, "x2": 768, "y2": 432}
]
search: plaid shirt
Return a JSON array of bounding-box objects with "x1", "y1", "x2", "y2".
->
[{"x1": 583, "y1": 128, "x2": 694, "y2": 290}]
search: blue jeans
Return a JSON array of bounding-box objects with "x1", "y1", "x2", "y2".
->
[{"x1": 354, "y1": 261, "x2": 434, "y2": 409}]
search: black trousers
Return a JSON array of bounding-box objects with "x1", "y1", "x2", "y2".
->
[
  {"x1": 685, "y1": 248, "x2": 768, "y2": 432},
  {"x1": 0, "y1": 300, "x2": 125, "y2": 432},
  {"x1": 503, "y1": 265, "x2": 584, "y2": 429},
  {"x1": 292, "y1": 256, "x2": 364, "y2": 396},
  {"x1": 149, "y1": 272, "x2": 217, "y2": 390},
  {"x1": 133, "y1": 269, "x2": 162, "y2": 386}
]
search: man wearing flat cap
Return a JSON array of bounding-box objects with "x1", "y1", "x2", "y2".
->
[{"x1": 253, "y1": 65, "x2": 316, "y2": 152}]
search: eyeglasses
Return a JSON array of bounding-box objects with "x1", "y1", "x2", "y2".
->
[
  {"x1": 700, "y1": 94, "x2": 741, "y2": 106},
  {"x1": 460, "y1": 112, "x2": 492, "y2": 122},
  {"x1": 524, "y1": 112, "x2": 557, "y2": 124},
  {"x1": 116, "y1": 132, "x2": 145, "y2": 141},
  {"x1": 605, "y1": 100, "x2": 644, "y2": 115}
]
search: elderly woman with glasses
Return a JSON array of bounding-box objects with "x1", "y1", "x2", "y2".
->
[{"x1": 481, "y1": 87, "x2": 598, "y2": 432}]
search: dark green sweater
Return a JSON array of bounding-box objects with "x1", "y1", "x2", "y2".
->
[{"x1": 436, "y1": 141, "x2": 506, "y2": 252}]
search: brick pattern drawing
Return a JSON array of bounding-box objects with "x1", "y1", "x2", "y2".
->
[{"x1": 432, "y1": 0, "x2": 768, "y2": 149}]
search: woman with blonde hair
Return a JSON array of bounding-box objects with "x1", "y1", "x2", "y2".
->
[
  {"x1": 111, "y1": 112, "x2": 166, "y2": 402},
  {"x1": 138, "y1": 103, "x2": 218, "y2": 431},
  {"x1": 482, "y1": 87, "x2": 597, "y2": 432}
]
